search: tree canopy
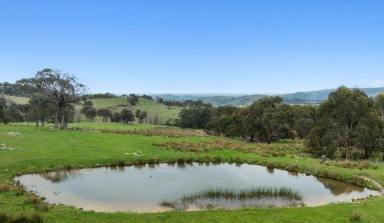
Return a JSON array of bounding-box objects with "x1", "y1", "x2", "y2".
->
[
  {"x1": 306, "y1": 87, "x2": 384, "y2": 159},
  {"x1": 17, "y1": 68, "x2": 85, "y2": 128}
]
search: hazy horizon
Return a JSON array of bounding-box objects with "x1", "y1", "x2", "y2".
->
[{"x1": 93, "y1": 85, "x2": 384, "y2": 96}]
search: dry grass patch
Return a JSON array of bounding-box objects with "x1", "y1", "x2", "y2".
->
[
  {"x1": 98, "y1": 127, "x2": 207, "y2": 137},
  {"x1": 154, "y1": 139, "x2": 304, "y2": 157},
  {"x1": 323, "y1": 160, "x2": 379, "y2": 170}
]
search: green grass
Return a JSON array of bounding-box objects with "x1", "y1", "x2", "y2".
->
[
  {"x1": 0, "y1": 123, "x2": 384, "y2": 222},
  {"x1": 4, "y1": 95, "x2": 181, "y2": 122},
  {"x1": 90, "y1": 97, "x2": 128, "y2": 109},
  {"x1": 67, "y1": 122, "x2": 159, "y2": 130},
  {"x1": 10, "y1": 122, "x2": 158, "y2": 130},
  {"x1": 132, "y1": 98, "x2": 182, "y2": 122},
  {"x1": 89, "y1": 97, "x2": 182, "y2": 123},
  {"x1": 2, "y1": 95, "x2": 29, "y2": 105}
]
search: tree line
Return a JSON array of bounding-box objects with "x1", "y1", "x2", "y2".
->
[
  {"x1": 176, "y1": 87, "x2": 384, "y2": 160},
  {"x1": 156, "y1": 98, "x2": 209, "y2": 108}
]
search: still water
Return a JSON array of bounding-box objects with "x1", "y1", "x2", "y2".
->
[{"x1": 16, "y1": 163, "x2": 380, "y2": 212}]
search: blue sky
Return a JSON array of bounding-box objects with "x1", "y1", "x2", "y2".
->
[{"x1": 0, "y1": 0, "x2": 383, "y2": 94}]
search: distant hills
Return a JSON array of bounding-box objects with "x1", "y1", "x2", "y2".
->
[{"x1": 153, "y1": 87, "x2": 384, "y2": 107}]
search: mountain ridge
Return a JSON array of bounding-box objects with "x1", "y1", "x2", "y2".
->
[{"x1": 152, "y1": 87, "x2": 384, "y2": 107}]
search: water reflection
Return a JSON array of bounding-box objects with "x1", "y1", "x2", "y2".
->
[
  {"x1": 16, "y1": 163, "x2": 380, "y2": 213},
  {"x1": 315, "y1": 177, "x2": 363, "y2": 196},
  {"x1": 40, "y1": 170, "x2": 83, "y2": 183}
]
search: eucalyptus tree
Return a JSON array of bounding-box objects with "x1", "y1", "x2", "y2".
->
[
  {"x1": 0, "y1": 97, "x2": 8, "y2": 123},
  {"x1": 111, "y1": 112, "x2": 121, "y2": 122},
  {"x1": 120, "y1": 109, "x2": 134, "y2": 124},
  {"x1": 26, "y1": 94, "x2": 53, "y2": 126},
  {"x1": 98, "y1": 108, "x2": 112, "y2": 122},
  {"x1": 127, "y1": 94, "x2": 139, "y2": 106},
  {"x1": 135, "y1": 110, "x2": 148, "y2": 123},
  {"x1": 17, "y1": 68, "x2": 85, "y2": 128},
  {"x1": 307, "y1": 87, "x2": 384, "y2": 159},
  {"x1": 245, "y1": 96, "x2": 291, "y2": 143},
  {"x1": 81, "y1": 100, "x2": 97, "y2": 122},
  {"x1": 375, "y1": 94, "x2": 384, "y2": 120}
]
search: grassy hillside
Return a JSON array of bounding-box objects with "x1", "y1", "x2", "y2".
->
[
  {"x1": 2, "y1": 95, "x2": 29, "y2": 105},
  {"x1": 90, "y1": 97, "x2": 182, "y2": 123},
  {"x1": 90, "y1": 97, "x2": 128, "y2": 109},
  {"x1": 132, "y1": 98, "x2": 181, "y2": 122},
  {"x1": 2, "y1": 95, "x2": 181, "y2": 124},
  {"x1": 0, "y1": 124, "x2": 383, "y2": 222}
]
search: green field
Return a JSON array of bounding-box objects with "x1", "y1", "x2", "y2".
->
[
  {"x1": 11, "y1": 121, "x2": 159, "y2": 130},
  {"x1": 4, "y1": 95, "x2": 181, "y2": 123},
  {"x1": 0, "y1": 123, "x2": 384, "y2": 222},
  {"x1": 90, "y1": 97, "x2": 128, "y2": 109},
  {"x1": 90, "y1": 97, "x2": 182, "y2": 123},
  {"x1": 3, "y1": 95, "x2": 29, "y2": 105}
]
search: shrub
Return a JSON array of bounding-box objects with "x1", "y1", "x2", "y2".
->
[
  {"x1": 12, "y1": 186, "x2": 25, "y2": 196},
  {"x1": 350, "y1": 211, "x2": 362, "y2": 222},
  {"x1": 33, "y1": 203, "x2": 49, "y2": 212},
  {"x1": 25, "y1": 195, "x2": 42, "y2": 205},
  {"x1": 0, "y1": 213, "x2": 8, "y2": 222},
  {"x1": 0, "y1": 184, "x2": 11, "y2": 192},
  {"x1": 9, "y1": 212, "x2": 43, "y2": 223},
  {"x1": 266, "y1": 163, "x2": 275, "y2": 169}
]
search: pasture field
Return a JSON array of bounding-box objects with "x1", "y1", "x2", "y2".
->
[
  {"x1": 3, "y1": 95, "x2": 29, "y2": 105},
  {"x1": 6, "y1": 95, "x2": 182, "y2": 123},
  {"x1": 0, "y1": 123, "x2": 384, "y2": 223},
  {"x1": 90, "y1": 97, "x2": 128, "y2": 109},
  {"x1": 90, "y1": 97, "x2": 182, "y2": 122}
]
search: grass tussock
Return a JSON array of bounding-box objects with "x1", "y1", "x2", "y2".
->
[
  {"x1": 0, "y1": 184, "x2": 12, "y2": 192},
  {"x1": 24, "y1": 195, "x2": 42, "y2": 205},
  {"x1": 0, "y1": 212, "x2": 43, "y2": 223},
  {"x1": 0, "y1": 184, "x2": 25, "y2": 196},
  {"x1": 349, "y1": 211, "x2": 362, "y2": 222},
  {"x1": 180, "y1": 187, "x2": 302, "y2": 201},
  {"x1": 160, "y1": 187, "x2": 302, "y2": 210},
  {"x1": 324, "y1": 160, "x2": 379, "y2": 170},
  {"x1": 24, "y1": 195, "x2": 49, "y2": 212}
]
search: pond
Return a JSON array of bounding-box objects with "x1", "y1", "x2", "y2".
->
[{"x1": 16, "y1": 163, "x2": 380, "y2": 212}]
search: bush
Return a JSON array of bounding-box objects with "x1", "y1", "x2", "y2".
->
[
  {"x1": 12, "y1": 186, "x2": 25, "y2": 196},
  {"x1": 0, "y1": 184, "x2": 11, "y2": 192},
  {"x1": 0, "y1": 213, "x2": 8, "y2": 222},
  {"x1": 33, "y1": 203, "x2": 49, "y2": 212},
  {"x1": 24, "y1": 195, "x2": 42, "y2": 205},
  {"x1": 350, "y1": 211, "x2": 362, "y2": 222},
  {"x1": 9, "y1": 212, "x2": 43, "y2": 223}
]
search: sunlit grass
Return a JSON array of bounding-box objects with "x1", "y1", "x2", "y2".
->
[{"x1": 0, "y1": 124, "x2": 384, "y2": 222}]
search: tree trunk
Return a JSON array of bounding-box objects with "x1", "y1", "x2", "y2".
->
[
  {"x1": 364, "y1": 148, "x2": 370, "y2": 159},
  {"x1": 54, "y1": 115, "x2": 59, "y2": 128},
  {"x1": 249, "y1": 134, "x2": 255, "y2": 143},
  {"x1": 60, "y1": 110, "x2": 66, "y2": 129}
]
